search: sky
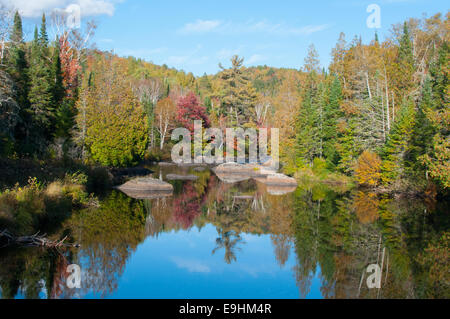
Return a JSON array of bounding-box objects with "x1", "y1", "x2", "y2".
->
[{"x1": 2, "y1": 0, "x2": 449, "y2": 76}]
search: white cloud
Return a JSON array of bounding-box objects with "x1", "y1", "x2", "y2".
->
[
  {"x1": 179, "y1": 19, "x2": 222, "y2": 34},
  {"x1": 0, "y1": 0, "x2": 120, "y2": 18},
  {"x1": 179, "y1": 19, "x2": 330, "y2": 36},
  {"x1": 247, "y1": 54, "x2": 266, "y2": 65},
  {"x1": 171, "y1": 257, "x2": 211, "y2": 273}
]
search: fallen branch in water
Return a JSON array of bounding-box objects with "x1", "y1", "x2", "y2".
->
[{"x1": 0, "y1": 229, "x2": 80, "y2": 248}]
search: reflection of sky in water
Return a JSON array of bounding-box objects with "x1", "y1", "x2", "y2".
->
[{"x1": 79, "y1": 224, "x2": 323, "y2": 299}]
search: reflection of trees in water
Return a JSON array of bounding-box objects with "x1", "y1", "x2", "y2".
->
[
  {"x1": 1, "y1": 167, "x2": 447, "y2": 299},
  {"x1": 0, "y1": 247, "x2": 75, "y2": 299},
  {"x1": 61, "y1": 191, "x2": 148, "y2": 298},
  {"x1": 271, "y1": 234, "x2": 291, "y2": 267},
  {"x1": 212, "y1": 229, "x2": 245, "y2": 264},
  {"x1": 290, "y1": 185, "x2": 447, "y2": 299},
  {"x1": 171, "y1": 181, "x2": 203, "y2": 229}
]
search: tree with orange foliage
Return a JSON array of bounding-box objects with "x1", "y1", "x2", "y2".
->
[
  {"x1": 355, "y1": 150, "x2": 382, "y2": 187},
  {"x1": 59, "y1": 33, "x2": 81, "y2": 98}
]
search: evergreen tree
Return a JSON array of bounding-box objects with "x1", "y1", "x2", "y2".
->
[
  {"x1": 204, "y1": 96, "x2": 212, "y2": 114},
  {"x1": 381, "y1": 99, "x2": 416, "y2": 185},
  {"x1": 52, "y1": 43, "x2": 65, "y2": 106},
  {"x1": 408, "y1": 78, "x2": 434, "y2": 174},
  {"x1": 52, "y1": 41, "x2": 68, "y2": 138},
  {"x1": 419, "y1": 42, "x2": 450, "y2": 189},
  {"x1": 336, "y1": 118, "x2": 358, "y2": 174},
  {"x1": 398, "y1": 22, "x2": 414, "y2": 66},
  {"x1": 10, "y1": 11, "x2": 23, "y2": 44},
  {"x1": 374, "y1": 31, "x2": 379, "y2": 45},
  {"x1": 28, "y1": 15, "x2": 55, "y2": 141},
  {"x1": 296, "y1": 73, "x2": 321, "y2": 167},
  {"x1": 395, "y1": 22, "x2": 415, "y2": 94},
  {"x1": 6, "y1": 10, "x2": 29, "y2": 146},
  {"x1": 218, "y1": 55, "x2": 257, "y2": 126},
  {"x1": 323, "y1": 76, "x2": 342, "y2": 168}
]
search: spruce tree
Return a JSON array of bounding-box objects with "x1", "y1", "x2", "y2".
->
[
  {"x1": 336, "y1": 118, "x2": 358, "y2": 174},
  {"x1": 408, "y1": 78, "x2": 434, "y2": 174},
  {"x1": 396, "y1": 22, "x2": 415, "y2": 94},
  {"x1": 296, "y1": 73, "x2": 320, "y2": 167},
  {"x1": 28, "y1": 15, "x2": 55, "y2": 141},
  {"x1": 323, "y1": 76, "x2": 342, "y2": 168},
  {"x1": 52, "y1": 42, "x2": 65, "y2": 107},
  {"x1": 419, "y1": 42, "x2": 450, "y2": 189},
  {"x1": 7, "y1": 11, "x2": 28, "y2": 113},
  {"x1": 10, "y1": 11, "x2": 23, "y2": 44},
  {"x1": 380, "y1": 99, "x2": 416, "y2": 185}
]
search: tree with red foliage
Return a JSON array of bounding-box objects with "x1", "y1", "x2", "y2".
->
[
  {"x1": 59, "y1": 33, "x2": 81, "y2": 98},
  {"x1": 176, "y1": 92, "x2": 210, "y2": 132}
]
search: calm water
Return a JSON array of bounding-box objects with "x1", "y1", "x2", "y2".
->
[{"x1": 0, "y1": 165, "x2": 448, "y2": 299}]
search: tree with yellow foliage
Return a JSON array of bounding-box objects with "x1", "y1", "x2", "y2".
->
[{"x1": 355, "y1": 150, "x2": 382, "y2": 187}]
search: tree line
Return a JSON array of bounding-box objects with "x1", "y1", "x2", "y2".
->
[{"x1": 0, "y1": 10, "x2": 448, "y2": 195}]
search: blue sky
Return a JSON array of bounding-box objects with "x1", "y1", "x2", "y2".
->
[{"x1": 6, "y1": 0, "x2": 449, "y2": 75}]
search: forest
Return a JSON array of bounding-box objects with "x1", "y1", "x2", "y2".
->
[{"x1": 0, "y1": 9, "x2": 448, "y2": 198}]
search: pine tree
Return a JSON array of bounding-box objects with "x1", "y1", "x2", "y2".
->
[
  {"x1": 28, "y1": 15, "x2": 55, "y2": 141},
  {"x1": 10, "y1": 11, "x2": 23, "y2": 44},
  {"x1": 6, "y1": 11, "x2": 30, "y2": 152},
  {"x1": 323, "y1": 76, "x2": 342, "y2": 168},
  {"x1": 408, "y1": 78, "x2": 434, "y2": 173},
  {"x1": 7, "y1": 11, "x2": 28, "y2": 116},
  {"x1": 336, "y1": 118, "x2": 358, "y2": 174},
  {"x1": 380, "y1": 99, "x2": 416, "y2": 185},
  {"x1": 52, "y1": 41, "x2": 69, "y2": 138},
  {"x1": 419, "y1": 42, "x2": 450, "y2": 189},
  {"x1": 395, "y1": 22, "x2": 415, "y2": 95},
  {"x1": 296, "y1": 73, "x2": 320, "y2": 167},
  {"x1": 218, "y1": 55, "x2": 257, "y2": 126},
  {"x1": 52, "y1": 43, "x2": 65, "y2": 106},
  {"x1": 398, "y1": 22, "x2": 414, "y2": 66}
]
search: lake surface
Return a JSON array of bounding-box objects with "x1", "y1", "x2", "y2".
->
[{"x1": 0, "y1": 165, "x2": 448, "y2": 299}]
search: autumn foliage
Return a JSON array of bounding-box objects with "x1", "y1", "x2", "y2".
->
[
  {"x1": 59, "y1": 34, "x2": 81, "y2": 98},
  {"x1": 176, "y1": 92, "x2": 210, "y2": 132},
  {"x1": 355, "y1": 150, "x2": 382, "y2": 187}
]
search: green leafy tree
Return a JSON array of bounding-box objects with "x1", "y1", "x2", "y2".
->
[{"x1": 76, "y1": 55, "x2": 148, "y2": 167}]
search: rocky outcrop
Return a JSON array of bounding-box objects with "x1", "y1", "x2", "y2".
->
[
  {"x1": 115, "y1": 177, "x2": 173, "y2": 199},
  {"x1": 212, "y1": 162, "x2": 297, "y2": 192},
  {"x1": 214, "y1": 172, "x2": 251, "y2": 184},
  {"x1": 166, "y1": 174, "x2": 199, "y2": 181},
  {"x1": 158, "y1": 162, "x2": 176, "y2": 166},
  {"x1": 265, "y1": 185, "x2": 298, "y2": 196},
  {"x1": 258, "y1": 173, "x2": 298, "y2": 186}
]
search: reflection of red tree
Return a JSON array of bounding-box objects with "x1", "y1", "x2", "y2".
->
[
  {"x1": 50, "y1": 254, "x2": 69, "y2": 299},
  {"x1": 171, "y1": 182, "x2": 202, "y2": 229}
]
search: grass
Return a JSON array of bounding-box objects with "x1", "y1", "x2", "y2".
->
[
  {"x1": 293, "y1": 166, "x2": 355, "y2": 194},
  {"x1": 0, "y1": 172, "x2": 99, "y2": 236}
]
